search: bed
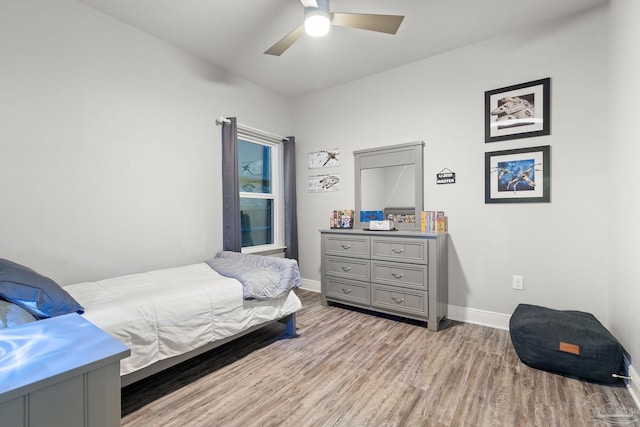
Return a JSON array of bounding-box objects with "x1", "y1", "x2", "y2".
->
[{"x1": 0, "y1": 253, "x2": 302, "y2": 387}]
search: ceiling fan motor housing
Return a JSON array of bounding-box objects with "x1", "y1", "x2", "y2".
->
[{"x1": 304, "y1": 0, "x2": 331, "y2": 37}]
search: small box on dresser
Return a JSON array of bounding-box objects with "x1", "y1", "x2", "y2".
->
[{"x1": 320, "y1": 229, "x2": 448, "y2": 331}]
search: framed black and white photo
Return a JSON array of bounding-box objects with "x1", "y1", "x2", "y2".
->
[
  {"x1": 485, "y1": 78, "x2": 550, "y2": 143},
  {"x1": 485, "y1": 145, "x2": 550, "y2": 203}
]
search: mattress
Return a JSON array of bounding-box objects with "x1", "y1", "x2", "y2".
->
[{"x1": 64, "y1": 263, "x2": 302, "y2": 376}]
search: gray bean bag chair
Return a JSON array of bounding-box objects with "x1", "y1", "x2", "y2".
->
[{"x1": 509, "y1": 304, "x2": 624, "y2": 384}]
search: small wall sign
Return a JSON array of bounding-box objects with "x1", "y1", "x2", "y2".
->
[{"x1": 436, "y1": 168, "x2": 456, "y2": 184}]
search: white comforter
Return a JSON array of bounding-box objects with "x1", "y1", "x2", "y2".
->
[{"x1": 64, "y1": 263, "x2": 302, "y2": 376}]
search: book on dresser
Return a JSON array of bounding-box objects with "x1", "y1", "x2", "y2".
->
[
  {"x1": 330, "y1": 209, "x2": 354, "y2": 229},
  {"x1": 420, "y1": 211, "x2": 447, "y2": 233}
]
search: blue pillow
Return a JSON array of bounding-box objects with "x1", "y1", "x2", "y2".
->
[{"x1": 0, "y1": 259, "x2": 84, "y2": 319}]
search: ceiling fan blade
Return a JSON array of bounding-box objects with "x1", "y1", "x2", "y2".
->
[
  {"x1": 332, "y1": 13, "x2": 404, "y2": 34},
  {"x1": 264, "y1": 24, "x2": 305, "y2": 56},
  {"x1": 299, "y1": 0, "x2": 318, "y2": 7}
]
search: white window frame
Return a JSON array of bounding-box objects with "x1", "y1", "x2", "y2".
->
[{"x1": 238, "y1": 134, "x2": 285, "y2": 255}]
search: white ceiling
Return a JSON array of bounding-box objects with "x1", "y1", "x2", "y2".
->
[{"x1": 76, "y1": 0, "x2": 607, "y2": 98}]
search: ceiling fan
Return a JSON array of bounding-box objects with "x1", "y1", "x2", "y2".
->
[{"x1": 264, "y1": 0, "x2": 404, "y2": 56}]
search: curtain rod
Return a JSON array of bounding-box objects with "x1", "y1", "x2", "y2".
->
[{"x1": 216, "y1": 116, "x2": 289, "y2": 142}]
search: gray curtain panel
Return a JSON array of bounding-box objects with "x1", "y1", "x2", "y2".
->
[
  {"x1": 221, "y1": 117, "x2": 241, "y2": 252},
  {"x1": 283, "y1": 137, "x2": 299, "y2": 261}
]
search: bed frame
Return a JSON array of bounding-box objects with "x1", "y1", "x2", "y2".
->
[{"x1": 120, "y1": 312, "x2": 296, "y2": 387}]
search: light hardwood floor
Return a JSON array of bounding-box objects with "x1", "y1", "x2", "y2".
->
[{"x1": 122, "y1": 290, "x2": 639, "y2": 427}]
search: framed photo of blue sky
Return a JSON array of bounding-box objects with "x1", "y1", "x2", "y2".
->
[
  {"x1": 485, "y1": 145, "x2": 550, "y2": 203},
  {"x1": 485, "y1": 78, "x2": 551, "y2": 143}
]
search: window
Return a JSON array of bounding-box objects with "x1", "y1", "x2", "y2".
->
[{"x1": 237, "y1": 137, "x2": 284, "y2": 252}]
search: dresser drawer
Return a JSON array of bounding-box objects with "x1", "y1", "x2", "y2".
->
[
  {"x1": 325, "y1": 276, "x2": 370, "y2": 305},
  {"x1": 371, "y1": 284, "x2": 427, "y2": 317},
  {"x1": 325, "y1": 256, "x2": 370, "y2": 281},
  {"x1": 323, "y1": 235, "x2": 370, "y2": 259},
  {"x1": 371, "y1": 261, "x2": 427, "y2": 290},
  {"x1": 371, "y1": 237, "x2": 427, "y2": 264}
]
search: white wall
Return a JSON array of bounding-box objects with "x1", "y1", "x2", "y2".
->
[
  {"x1": 1, "y1": 1, "x2": 631, "y2": 358},
  {"x1": 293, "y1": 6, "x2": 610, "y2": 322},
  {"x1": 0, "y1": 0, "x2": 292, "y2": 284},
  {"x1": 608, "y1": 0, "x2": 640, "y2": 372}
]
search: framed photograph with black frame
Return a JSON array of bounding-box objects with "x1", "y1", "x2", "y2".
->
[
  {"x1": 485, "y1": 78, "x2": 551, "y2": 143},
  {"x1": 485, "y1": 145, "x2": 550, "y2": 203}
]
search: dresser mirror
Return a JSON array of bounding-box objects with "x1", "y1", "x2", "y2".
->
[{"x1": 354, "y1": 141, "x2": 424, "y2": 230}]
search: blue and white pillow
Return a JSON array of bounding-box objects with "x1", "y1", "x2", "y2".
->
[{"x1": 0, "y1": 259, "x2": 84, "y2": 319}]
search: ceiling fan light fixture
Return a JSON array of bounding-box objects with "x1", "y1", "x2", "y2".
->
[
  {"x1": 265, "y1": 0, "x2": 404, "y2": 56},
  {"x1": 304, "y1": 9, "x2": 331, "y2": 37}
]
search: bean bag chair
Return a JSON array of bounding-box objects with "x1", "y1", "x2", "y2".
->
[{"x1": 509, "y1": 304, "x2": 624, "y2": 384}]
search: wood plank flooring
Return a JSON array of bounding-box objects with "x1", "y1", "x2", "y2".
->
[{"x1": 122, "y1": 290, "x2": 639, "y2": 427}]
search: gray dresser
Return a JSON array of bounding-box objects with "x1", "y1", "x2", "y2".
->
[
  {"x1": 320, "y1": 229, "x2": 448, "y2": 331},
  {"x1": 0, "y1": 313, "x2": 130, "y2": 427}
]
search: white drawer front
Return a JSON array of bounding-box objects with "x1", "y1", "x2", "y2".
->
[
  {"x1": 325, "y1": 256, "x2": 370, "y2": 281},
  {"x1": 371, "y1": 284, "x2": 427, "y2": 317},
  {"x1": 371, "y1": 261, "x2": 427, "y2": 290},
  {"x1": 371, "y1": 237, "x2": 427, "y2": 264},
  {"x1": 325, "y1": 277, "x2": 370, "y2": 305},
  {"x1": 323, "y1": 235, "x2": 370, "y2": 259}
]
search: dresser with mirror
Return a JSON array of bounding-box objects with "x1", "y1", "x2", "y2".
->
[{"x1": 320, "y1": 141, "x2": 448, "y2": 331}]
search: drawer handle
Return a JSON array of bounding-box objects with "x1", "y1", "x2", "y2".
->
[
  {"x1": 391, "y1": 248, "x2": 404, "y2": 254},
  {"x1": 341, "y1": 266, "x2": 353, "y2": 272},
  {"x1": 392, "y1": 297, "x2": 405, "y2": 304},
  {"x1": 341, "y1": 288, "x2": 352, "y2": 294},
  {"x1": 391, "y1": 272, "x2": 404, "y2": 279},
  {"x1": 341, "y1": 244, "x2": 352, "y2": 250}
]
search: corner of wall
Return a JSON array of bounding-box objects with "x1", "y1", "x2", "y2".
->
[{"x1": 627, "y1": 361, "x2": 640, "y2": 411}]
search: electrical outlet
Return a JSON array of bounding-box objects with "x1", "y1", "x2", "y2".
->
[{"x1": 512, "y1": 275, "x2": 524, "y2": 290}]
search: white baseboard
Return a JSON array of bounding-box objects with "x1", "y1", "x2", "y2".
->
[
  {"x1": 447, "y1": 304, "x2": 511, "y2": 330},
  {"x1": 300, "y1": 278, "x2": 320, "y2": 293}
]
